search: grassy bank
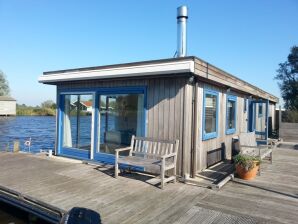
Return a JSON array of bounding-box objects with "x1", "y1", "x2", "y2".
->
[{"x1": 17, "y1": 104, "x2": 56, "y2": 116}]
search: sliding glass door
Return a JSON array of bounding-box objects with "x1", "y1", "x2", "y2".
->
[
  {"x1": 60, "y1": 94, "x2": 93, "y2": 158},
  {"x1": 59, "y1": 87, "x2": 146, "y2": 162},
  {"x1": 97, "y1": 93, "x2": 144, "y2": 155}
]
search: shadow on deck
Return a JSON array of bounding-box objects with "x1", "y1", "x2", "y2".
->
[{"x1": 186, "y1": 160, "x2": 234, "y2": 189}]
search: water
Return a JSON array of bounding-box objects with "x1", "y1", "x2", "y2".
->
[{"x1": 0, "y1": 116, "x2": 56, "y2": 153}]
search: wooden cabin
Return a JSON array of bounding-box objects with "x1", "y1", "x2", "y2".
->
[
  {"x1": 0, "y1": 96, "x2": 16, "y2": 116},
  {"x1": 38, "y1": 56, "x2": 278, "y2": 180}
]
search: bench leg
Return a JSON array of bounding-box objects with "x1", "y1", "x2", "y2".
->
[
  {"x1": 173, "y1": 166, "x2": 177, "y2": 183},
  {"x1": 115, "y1": 152, "x2": 119, "y2": 178},
  {"x1": 161, "y1": 159, "x2": 165, "y2": 189},
  {"x1": 115, "y1": 162, "x2": 119, "y2": 178}
]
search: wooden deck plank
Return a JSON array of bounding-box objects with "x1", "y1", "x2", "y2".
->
[{"x1": 0, "y1": 147, "x2": 297, "y2": 223}]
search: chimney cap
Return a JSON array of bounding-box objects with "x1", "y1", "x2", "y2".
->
[{"x1": 177, "y1": 6, "x2": 188, "y2": 19}]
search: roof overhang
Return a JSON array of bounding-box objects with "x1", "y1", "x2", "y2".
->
[
  {"x1": 38, "y1": 58, "x2": 195, "y2": 84},
  {"x1": 38, "y1": 56, "x2": 278, "y2": 103}
]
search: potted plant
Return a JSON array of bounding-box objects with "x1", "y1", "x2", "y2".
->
[{"x1": 234, "y1": 154, "x2": 261, "y2": 180}]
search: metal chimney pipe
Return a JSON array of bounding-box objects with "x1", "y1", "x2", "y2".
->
[{"x1": 177, "y1": 6, "x2": 188, "y2": 57}]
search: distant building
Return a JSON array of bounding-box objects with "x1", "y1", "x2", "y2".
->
[
  {"x1": 0, "y1": 96, "x2": 16, "y2": 116},
  {"x1": 71, "y1": 100, "x2": 92, "y2": 114}
]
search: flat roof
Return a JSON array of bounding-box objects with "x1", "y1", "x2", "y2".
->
[
  {"x1": 39, "y1": 56, "x2": 278, "y2": 103},
  {"x1": 0, "y1": 96, "x2": 16, "y2": 101}
]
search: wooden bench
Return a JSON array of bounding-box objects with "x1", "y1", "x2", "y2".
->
[
  {"x1": 115, "y1": 135, "x2": 179, "y2": 189},
  {"x1": 239, "y1": 132, "x2": 273, "y2": 174}
]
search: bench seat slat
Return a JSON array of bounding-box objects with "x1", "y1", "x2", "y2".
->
[{"x1": 118, "y1": 156, "x2": 175, "y2": 174}]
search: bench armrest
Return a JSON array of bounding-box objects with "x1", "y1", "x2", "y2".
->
[
  {"x1": 115, "y1": 147, "x2": 132, "y2": 153},
  {"x1": 161, "y1": 153, "x2": 177, "y2": 159}
]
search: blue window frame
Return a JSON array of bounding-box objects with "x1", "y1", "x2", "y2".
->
[
  {"x1": 202, "y1": 89, "x2": 219, "y2": 140},
  {"x1": 258, "y1": 103, "x2": 263, "y2": 117},
  {"x1": 226, "y1": 95, "x2": 237, "y2": 135},
  {"x1": 57, "y1": 93, "x2": 94, "y2": 160},
  {"x1": 57, "y1": 86, "x2": 147, "y2": 163}
]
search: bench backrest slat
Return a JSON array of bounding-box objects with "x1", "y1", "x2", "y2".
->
[{"x1": 129, "y1": 135, "x2": 179, "y2": 157}]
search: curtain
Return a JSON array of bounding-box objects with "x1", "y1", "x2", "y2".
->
[{"x1": 63, "y1": 96, "x2": 72, "y2": 147}]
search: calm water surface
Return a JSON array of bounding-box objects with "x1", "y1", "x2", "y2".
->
[{"x1": 0, "y1": 116, "x2": 56, "y2": 153}]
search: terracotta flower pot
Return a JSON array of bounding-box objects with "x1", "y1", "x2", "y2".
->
[{"x1": 236, "y1": 162, "x2": 259, "y2": 180}]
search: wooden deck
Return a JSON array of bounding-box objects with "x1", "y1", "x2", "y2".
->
[{"x1": 0, "y1": 147, "x2": 297, "y2": 223}]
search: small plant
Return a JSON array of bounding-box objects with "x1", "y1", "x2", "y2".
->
[{"x1": 234, "y1": 154, "x2": 260, "y2": 171}]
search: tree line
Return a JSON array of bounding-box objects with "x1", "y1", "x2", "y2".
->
[{"x1": 16, "y1": 100, "x2": 56, "y2": 116}]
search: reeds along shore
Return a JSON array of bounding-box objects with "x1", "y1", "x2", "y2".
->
[{"x1": 16, "y1": 105, "x2": 55, "y2": 116}]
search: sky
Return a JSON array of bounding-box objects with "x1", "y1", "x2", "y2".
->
[{"x1": 0, "y1": 0, "x2": 297, "y2": 106}]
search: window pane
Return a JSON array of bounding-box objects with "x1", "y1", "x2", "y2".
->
[
  {"x1": 63, "y1": 94, "x2": 93, "y2": 150},
  {"x1": 259, "y1": 104, "x2": 263, "y2": 116},
  {"x1": 227, "y1": 100, "x2": 236, "y2": 129},
  {"x1": 98, "y1": 93, "x2": 144, "y2": 155},
  {"x1": 205, "y1": 93, "x2": 217, "y2": 134}
]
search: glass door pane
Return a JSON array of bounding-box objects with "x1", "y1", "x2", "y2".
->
[
  {"x1": 63, "y1": 94, "x2": 93, "y2": 151},
  {"x1": 98, "y1": 93, "x2": 144, "y2": 155}
]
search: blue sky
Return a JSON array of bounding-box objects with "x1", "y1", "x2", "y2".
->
[{"x1": 0, "y1": 0, "x2": 297, "y2": 106}]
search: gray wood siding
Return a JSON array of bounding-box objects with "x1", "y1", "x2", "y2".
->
[
  {"x1": 195, "y1": 82, "x2": 250, "y2": 171},
  {"x1": 57, "y1": 76, "x2": 190, "y2": 176}
]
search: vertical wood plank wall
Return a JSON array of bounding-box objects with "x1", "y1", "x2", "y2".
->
[
  {"x1": 195, "y1": 82, "x2": 250, "y2": 172},
  {"x1": 57, "y1": 76, "x2": 191, "y2": 176}
]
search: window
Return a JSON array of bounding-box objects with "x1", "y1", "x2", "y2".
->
[
  {"x1": 62, "y1": 94, "x2": 93, "y2": 151},
  {"x1": 97, "y1": 93, "x2": 144, "y2": 155},
  {"x1": 258, "y1": 103, "x2": 263, "y2": 117},
  {"x1": 226, "y1": 95, "x2": 237, "y2": 134},
  {"x1": 203, "y1": 89, "x2": 218, "y2": 140},
  {"x1": 244, "y1": 98, "x2": 247, "y2": 112}
]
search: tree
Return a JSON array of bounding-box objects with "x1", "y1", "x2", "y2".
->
[
  {"x1": 275, "y1": 46, "x2": 298, "y2": 110},
  {"x1": 41, "y1": 100, "x2": 56, "y2": 109},
  {"x1": 0, "y1": 70, "x2": 10, "y2": 96}
]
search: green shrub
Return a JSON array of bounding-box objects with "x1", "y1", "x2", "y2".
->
[{"x1": 234, "y1": 154, "x2": 260, "y2": 171}]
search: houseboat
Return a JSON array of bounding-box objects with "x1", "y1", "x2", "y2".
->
[{"x1": 38, "y1": 6, "x2": 278, "y2": 180}]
